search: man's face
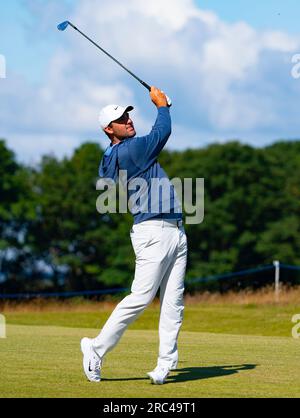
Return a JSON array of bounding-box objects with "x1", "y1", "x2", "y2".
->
[{"x1": 105, "y1": 112, "x2": 136, "y2": 140}]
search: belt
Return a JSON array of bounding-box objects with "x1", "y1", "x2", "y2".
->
[
  {"x1": 173, "y1": 219, "x2": 183, "y2": 227},
  {"x1": 138, "y1": 219, "x2": 183, "y2": 228}
]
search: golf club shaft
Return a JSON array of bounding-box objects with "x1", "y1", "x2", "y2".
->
[{"x1": 68, "y1": 22, "x2": 152, "y2": 91}]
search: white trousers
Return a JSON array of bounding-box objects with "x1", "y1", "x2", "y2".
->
[{"x1": 92, "y1": 219, "x2": 188, "y2": 369}]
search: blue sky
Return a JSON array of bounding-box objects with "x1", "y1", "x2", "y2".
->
[
  {"x1": 199, "y1": 0, "x2": 300, "y2": 33},
  {"x1": 1, "y1": 0, "x2": 300, "y2": 163},
  {"x1": 0, "y1": 0, "x2": 77, "y2": 83}
]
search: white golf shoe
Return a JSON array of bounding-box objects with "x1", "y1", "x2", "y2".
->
[
  {"x1": 80, "y1": 337, "x2": 101, "y2": 382},
  {"x1": 147, "y1": 366, "x2": 170, "y2": 385}
]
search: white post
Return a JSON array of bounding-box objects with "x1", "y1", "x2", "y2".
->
[{"x1": 273, "y1": 260, "x2": 280, "y2": 302}]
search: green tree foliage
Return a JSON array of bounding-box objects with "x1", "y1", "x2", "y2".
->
[
  {"x1": 0, "y1": 140, "x2": 36, "y2": 290},
  {"x1": 27, "y1": 143, "x2": 134, "y2": 292},
  {"x1": 0, "y1": 139, "x2": 299, "y2": 293},
  {"x1": 255, "y1": 142, "x2": 300, "y2": 266}
]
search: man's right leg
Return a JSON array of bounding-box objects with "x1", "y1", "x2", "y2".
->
[{"x1": 91, "y1": 282, "x2": 159, "y2": 359}]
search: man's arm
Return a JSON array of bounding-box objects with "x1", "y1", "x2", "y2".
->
[{"x1": 127, "y1": 87, "x2": 172, "y2": 167}]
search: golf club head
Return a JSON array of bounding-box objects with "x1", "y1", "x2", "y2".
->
[{"x1": 57, "y1": 21, "x2": 70, "y2": 31}]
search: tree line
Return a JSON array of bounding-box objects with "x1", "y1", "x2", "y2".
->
[{"x1": 0, "y1": 138, "x2": 299, "y2": 295}]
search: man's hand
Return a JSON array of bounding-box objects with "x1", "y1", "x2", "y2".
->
[{"x1": 150, "y1": 87, "x2": 168, "y2": 108}]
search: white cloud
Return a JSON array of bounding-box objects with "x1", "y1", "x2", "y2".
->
[
  {"x1": 1, "y1": 0, "x2": 300, "y2": 164},
  {"x1": 2, "y1": 133, "x2": 84, "y2": 166},
  {"x1": 262, "y1": 31, "x2": 299, "y2": 51}
]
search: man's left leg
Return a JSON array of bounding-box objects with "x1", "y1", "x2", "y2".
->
[
  {"x1": 147, "y1": 226, "x2": 187, "y2": 384},
  {"x1": 157, "y1": 226, "x2": 187, "y2": 370}
]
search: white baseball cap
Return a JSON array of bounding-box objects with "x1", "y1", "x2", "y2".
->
[{"x1": 99, "y1": 104, "x2": 134, "y2": 129}]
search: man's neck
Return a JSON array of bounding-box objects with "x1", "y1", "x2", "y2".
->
[{"x1": 111, "y1": 137, "x2": 122, "y2": 146}]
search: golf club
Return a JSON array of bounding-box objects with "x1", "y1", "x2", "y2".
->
[{"x1": 57, "y1": 21, "x2": 172, "y2": 106}]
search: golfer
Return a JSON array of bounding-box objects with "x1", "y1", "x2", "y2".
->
[{"x1": 81, "y1": 87, "x2": 188, "y2": 384}]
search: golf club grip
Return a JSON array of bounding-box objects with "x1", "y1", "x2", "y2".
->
[
  {"x1": 144, "y1": 83, "x2": 172, "y2": 107},
  {"x1": 166, "y1": 96, "x2": 172, "y2": 107},
  {"x1": 142, "y1": 82, "x2": 151, "y2": 91}
]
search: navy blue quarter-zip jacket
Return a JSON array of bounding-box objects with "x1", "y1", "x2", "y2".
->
[{"x1": 99, "y1": 107, "x2": 182, "y2": 224}]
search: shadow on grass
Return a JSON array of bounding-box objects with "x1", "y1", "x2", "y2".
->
[
  {"x1": 167, "y1": 364, "x2": 257, "y2": 384},
  {"x1": 101, "y1": 364, "x2": 256, "y2": 383}
]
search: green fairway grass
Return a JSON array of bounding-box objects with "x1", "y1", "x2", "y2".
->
[
  {"x1": 1, "y1": 302, "x2": 300, "y2": 397},
  {"x1": 0, "y1": 324, "x2": 299, "y2": 398}
]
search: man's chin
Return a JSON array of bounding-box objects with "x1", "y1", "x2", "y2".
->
[{"x1": 127, "y1": 130, "x2": 136, "y2": 138}]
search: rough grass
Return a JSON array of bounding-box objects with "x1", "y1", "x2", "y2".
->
[
  {"x1": 2, "y1": 285, "x2": 300, "y2": 313},
  {"x1": 185, "y1": 285, "x2": 300, "y2": 306}
]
